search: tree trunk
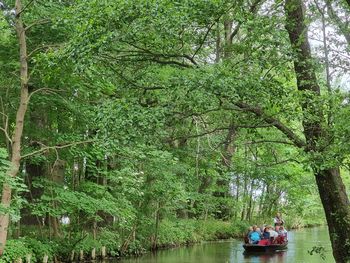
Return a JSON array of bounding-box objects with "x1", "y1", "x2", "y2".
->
[
  {"x1": 21, "y1": 103, "x2": 48, "y2": 227},
  {"x1": 285, "y1": 1, "x2": 350, "y2": 262},
  {"x1": 21, "y1": 160, "x2": 45, "y2": 233},
  {"x1": 315, "y1": 167, "x2": 350, "y2": 263},
  {"x1": 214, "y1": 124, "x2": 236, "y2": 219},
  {"x1": 0, "y1": 0, "x2": 29, "y2": 255},
  {"x1": 246, "y1": 180, "x2": 255, "y2": 221},
  {"x1": 151, "y1": 202, "x2": 160, "y2": 250},
  {"x1": 49, "y1": 159, "x2": 65, "y2": 238},
  {"x1": 258, "y1": 184, "x2": 265, "y2": 216},
  {"x1": 215, "y1": 23, "x2": 221, "y2": 63},
  {"x1": 233, "y1": 173, "x2": 240, "y2": 220},
  {"x1": 240, "y1": 174, "x2": 248, "y2": 221}
]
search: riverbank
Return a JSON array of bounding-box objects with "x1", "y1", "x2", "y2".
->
[
  {"x1": 1, "y1": 218, "x2": 325, "y2": 262},
  {"x1": 1, "y1": 219, "x2": 249, "y2": 262}
]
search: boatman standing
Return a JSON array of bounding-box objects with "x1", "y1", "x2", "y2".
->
[{"x1": 273, "y1": 212, "x2": 285, "y2": 227}]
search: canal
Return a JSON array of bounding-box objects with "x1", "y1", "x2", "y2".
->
[{"x1": 118, "y1": 227, "x2": 333, "y2": 263}]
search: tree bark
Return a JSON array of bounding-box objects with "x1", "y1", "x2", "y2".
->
[
  {"x1": 285, "y1": 1, "x2": 350, "y2": 262},
  {"x1": 315, "y1": 167, "x2": 350, "y2": 261},
  {"x1": 0, "y1": 0, "x2": 29, "y2": 254}
]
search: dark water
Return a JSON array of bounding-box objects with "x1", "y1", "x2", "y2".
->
[{"x1": 118, "y1": 227, "x2": 334, "y2": 263}]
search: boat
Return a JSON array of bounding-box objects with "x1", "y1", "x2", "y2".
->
[{"x1": 243, "y1": 241, "x2": 288, "y2": 253}]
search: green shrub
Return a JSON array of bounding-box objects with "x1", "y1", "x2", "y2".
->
[
  {"x1": 74, "y1": 235, "x2": 102, "y2": 253},
  {"x1": 156, "y1": 219, "x2": 248, "y2": 248},
  {"x1": 230, "y1": 220, "x2": 251, "y2": 236},
  {"x1": 157, "y1": 220, "x2": 197, "y2": 247},
  {"x1": 125, "y1": 240, "x2": 146, "y2": 256},
  {"x1": 98, "y1": 229, "x2": 122, "y2": 256},
  {"x1": 23, "y1": 238, "x2": 56, "y2": 262},
  {"x1": 1, "y1": 239, "x2": 33, "y2": 263}
]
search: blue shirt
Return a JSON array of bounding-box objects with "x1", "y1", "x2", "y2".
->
[
  {"x1": 250, "y1": 231, "x2": 261, "y2": 242},
  {"x1": 263, "y1": 231, "x2": 270, "y2": 239}
]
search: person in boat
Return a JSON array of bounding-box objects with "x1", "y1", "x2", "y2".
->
[
  {"x1": 268, "y1": 225, "x2": 279, "y2": 239},
  {"x1": 262, "y1": 226, "x2": 270, "y2": 239},
  {"x1": 244, "y1": 226, "x2": 253, "y2": 244},
  {"x1": 273, "y1": 212, "x2": 285, "y2": 227},
  {"x1": 272, "y1": 226, "x2": 288, "y2": 244},
  {"x1": 256, "y1": 227, "x2": 262, "y2": 237},
  {"x1": 248, "y1": 225, "x2": 261, "y2": 244},
  {"x1": 278, "y1": 226, "x2": 288, "y2": 239}
]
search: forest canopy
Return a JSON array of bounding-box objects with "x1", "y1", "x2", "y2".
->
[{"x1": 0, "y1": 0, "x2": 350, "y2": 262}]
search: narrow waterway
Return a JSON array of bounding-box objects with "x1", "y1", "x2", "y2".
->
[{"x1": 118, "y1": 227, "x2": 334, "y2": 263}]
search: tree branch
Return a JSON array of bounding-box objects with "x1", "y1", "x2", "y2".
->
[
  {"x1": 21, "y1": 140, "x2": 95, "y2": 159},
  {"x1": 235, "y1": 101, "x2": 306, "y2": 148},
  {"x1": 27, "y1": 44, "x2": 62, "y2": 58},
  {"x1": 191, "y1": 9, "x2": 227, "y2": 60},
  {"x1": 256, "y1": 158, "x2": 301, "y2": 167},
  {"x1": 229, "y1": 0, "x2": 263, "y2": 42},
  {"x1": 24, "y1": 18, "x2": 50, "y2": 31},
  {"x1": 16, "y1": 0, "x2": 35, "y2": 16},
  {"x1": 245, "y1": 140, "x2": 295, "y2": 146},
  {"x1": 0, "y1": 127, "x2": 12, "y2": 145},
  {"x1": 117, "y1": 41, "x2": 198, "y2": 66},
  {"x1": 99, "y1": 53, "x2": 194, "y2": 68},
  {"x1": 27, "y1": 88, "x2": 62, "y2": 102},
  {"x1": 0, "y1": 97, "x2": 12, "y2": 146}
]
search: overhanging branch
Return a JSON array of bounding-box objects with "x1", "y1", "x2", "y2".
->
[{"x1": 235, "y1": 101, "x2": 306, "y2": 149}]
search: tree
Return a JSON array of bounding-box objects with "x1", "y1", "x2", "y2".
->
[
  {"x1": 0, "y1": 0, "x2": 349, "y2": 261},
  {"x1": 285, "y1": 0, "x2": 350, "y2": 262},
  {"x1": 0, "y1": 0, "x2": 30, "y2": 254}
]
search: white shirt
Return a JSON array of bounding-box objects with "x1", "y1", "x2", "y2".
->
[{"x1": 269, "y1": 230, "x2": 279, "y2": 238}]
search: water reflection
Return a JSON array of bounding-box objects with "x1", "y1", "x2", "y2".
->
[
  {"x1": 118, "y1": 227, "x2": 334, "y2": 263},
  {"x1": 243, "y1": 251, "x2": 286, "y2": 263}
]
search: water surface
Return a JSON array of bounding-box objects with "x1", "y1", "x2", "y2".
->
[{"x1": 118, "y1": 227, "x2": 333, "y2": 263}]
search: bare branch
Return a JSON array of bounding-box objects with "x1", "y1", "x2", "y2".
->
[
  {"x1": 21, "y1": 140, "x2": 95, "y2": 159},
  {"x1": 27, "y1": 88, "x2": 61, "y2": 102},
  {"x1": 24, "y1": 18, "x2": 50, "y2": 31},
  {"x1": 28, "y1": 44, "x2": 62, "y2": 58}
]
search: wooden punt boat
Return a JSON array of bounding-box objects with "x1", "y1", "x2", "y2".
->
[{"x1": 243, "y1": 242, "x2": 288, "y2": 253}]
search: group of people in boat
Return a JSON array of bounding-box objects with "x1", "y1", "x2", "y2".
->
[{"x1": 244, "y1": 213, "x2": 288, "y2": 245}]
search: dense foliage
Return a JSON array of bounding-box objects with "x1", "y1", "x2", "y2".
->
[{"x1": 0, "y1": 0, "x2": 350, "y2": 262}]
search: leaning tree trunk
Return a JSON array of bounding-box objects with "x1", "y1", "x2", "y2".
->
[
  {"x1": 0, "y1": 0, "x2": 29, "y2": 255},
  {"x1": 285, "y1": 0, "x2": 350, "y2": 262}
]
